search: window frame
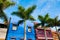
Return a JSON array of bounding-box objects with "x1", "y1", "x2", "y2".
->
[
  {"x1": 28, "y1": 26, "x2": 32, "y2": 32},
  {"x1": 20, "y1": 38, "x2": 24, "y2": 40},
  {"x1": 28, "y1": 38, "x2": 32, "y2": 40},
  {"x1": 10, "y1": 37, "x2": 16, "y2": 40},
  {"x1": 12, "y1": 24, "x2": 17, "y2": 31},
  {"x1": 38, "y1": 29, "x2": 44, "y2": 34}
]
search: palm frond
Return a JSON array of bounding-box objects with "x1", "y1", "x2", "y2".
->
[
  {"x1": 29, "y1": 16, "x2": 35, "y2": 21},
  {"x1": 18, "y1": 20, "x2": 24, "y2": 25},
  {"x1": 25, "y1": 5, "x2": 36, "y2": 17},
  {"x1": 55, "y1": 16, "x2": 58, "y2": 20},
  {"x1": 0, "y1": 0, "x2": 6, "y2": 2},
  {"x1": 0, "y1": 2, "x2": 4, "y2": 10},
  {"x1": 44, "y1": 13, "x2": 49, "y2": 21},
  {"x1": 11, "y1": 12, "x2": 19, "y2": 15},
  {"x1": 0, "y1": 0, "x2": 15, "y2": 10},
  {"x1": 4, "y1": 14, "x2": 8, "y2": 22},
  {"x1": 34, "y1": 23, "x2": 41, "y2": 28},
  {"x1": 38, "y1": 15, "x2": 43, "y2": 21},
  {"x1": 18, "y1": 6, "x2": 26, "y2": 19},
  {"x1": 4, "y1": 1, "x2": 15, "y2": 9},
  {"x1": 0, "y1": 10, "x2": 8, "y2": 22},
  {"x1": 12, "y1": 11, "x2": 25, "y2": 19},
  {"x1": 12, "y1": 5, "x2": 36, "y2": 22},
  {"x1": 54, "y1": 16, "x2": 58, "y2": 23},
  {"x1": 18, "y1": 6, "x2": 25, "y2": 12},
  {"x1": 47, "y1": 18, "x2": 53, "y2": 23},
  {"x1": 46, "y1": 23, "x2": 54, "y2": 27},
  {"x1": 47, "y1": 16, "x2": 60, "y2": 27}
]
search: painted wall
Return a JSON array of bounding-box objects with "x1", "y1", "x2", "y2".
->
[
  {"x1": 52, "y1": 31, "x2": 59, "y2": 40},
  {"x1": 35, "y1": 29, "x2": 45, "y2": 40},
  {"x1": 6, "y1": 23, "x2": 35, "y2": 40},
  {"x1": 46, "y1": 30, "x2": 53, "y2": 37},
  {"x1": 35, "y1": 28, "x2": 53, "y2": 40}
]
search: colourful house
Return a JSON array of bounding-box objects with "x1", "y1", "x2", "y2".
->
[
  {"x1": 35, "y1": 28, "x2": 45, "y2": 40},
  {"x1": 6, "y1": 23, "x2": 35, "y2": 40},
  {"x1": 0, "y1": 23, "x2": 7, "y2": 28},
  {"x1": 0, "y1": 24, "x2": 7, "y2": 40},
  {"x1": 52, "y1": 31, "x2": 59, "y2": 40},
  {"x1": 35, "y1": 27, "x2": 53, "y2": 40},
  {"x1": 46, "y1": 28, "x2": 53, "y2": 40}
]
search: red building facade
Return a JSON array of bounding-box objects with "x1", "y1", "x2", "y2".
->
[{"x1": 35, "y1": 28, "x2": 53, "y2": 40}]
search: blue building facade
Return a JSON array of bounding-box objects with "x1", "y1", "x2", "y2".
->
[{"x1": 6, "y1": 23, "x2": 35, "y2": 40}]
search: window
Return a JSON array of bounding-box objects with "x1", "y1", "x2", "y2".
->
[
  {"x1": 28, "y1": 38, "x2": 32, "y2": 40},
  {"x1": 58, "y1": 29, "x2": 60, "y2": 32},
  {"x1": 20, "y1": 38, "x2": 24, "y2": 40},
  {"x1": 12, "y1": 26, "x2": 17, "y2": 30},
  {"x1": 38, "y1": 31, "x2": 42, "y2": 34},
  {"x1": 38, "y1": 29, "x2": 44, "y2": 34},
  {"x1": 28, "y1": 27, "x2": 31, "y2": 32},
  {"x1": 12, "y1": 24, "x2": 17, "y2": 30},
  {"x1": 11, "y1": 37, "x2": 16, "y2": 40},
  {"x1": 48, "y1": 31, "x2": 51, "y2": 35}
]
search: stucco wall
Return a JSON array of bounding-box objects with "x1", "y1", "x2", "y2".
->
[{"x1": 0, "y1": 28, "x2": 7, "y2": 40}]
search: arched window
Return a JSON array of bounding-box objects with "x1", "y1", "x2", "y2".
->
[{"x1": 28, "y1": 26, "x2": 32, "y2": 32}]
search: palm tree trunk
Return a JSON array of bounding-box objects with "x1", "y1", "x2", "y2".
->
[
  {"x1": 44, "y1": 27, "x2": 48, "y2": 40},
  {"x1": 24, "y1": 20, "x2": 26, "y2": 40},
  {"x1": 55, "y1": 26, "x2": 60, "y2": 40}
]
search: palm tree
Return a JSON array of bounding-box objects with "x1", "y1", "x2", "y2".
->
[
  {"x1": 0, "y1": 0, "x2": 15, "y2": 25},
  {"x1": 11, "y1": 5, "x2": 36, "y2": 40},
  {"x1": 38, "y1": 13, "x2": 50, "y2": 40},
  {"x1": 47, "y1": 16, "x2": 60, "y2": 40}
]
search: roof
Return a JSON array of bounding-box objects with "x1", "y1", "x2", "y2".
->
[
  {"x1": 0, "y1": 23, "x2": 7, "y2": 28},
  {"x1": 13, "y1": 23, "x2": 18, "y2": 26}
]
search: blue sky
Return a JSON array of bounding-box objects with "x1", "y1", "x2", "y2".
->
[
  {"x1": 0, "y1": 0, "x2": 60, "y2": 30},
  {"x1": 4, "y1": 0, "x2": 60, "y2": 22}
]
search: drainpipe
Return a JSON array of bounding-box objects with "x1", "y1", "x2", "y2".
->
[{"x1": 5, "y1": 17, "x2": 11, "y2": 40}]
